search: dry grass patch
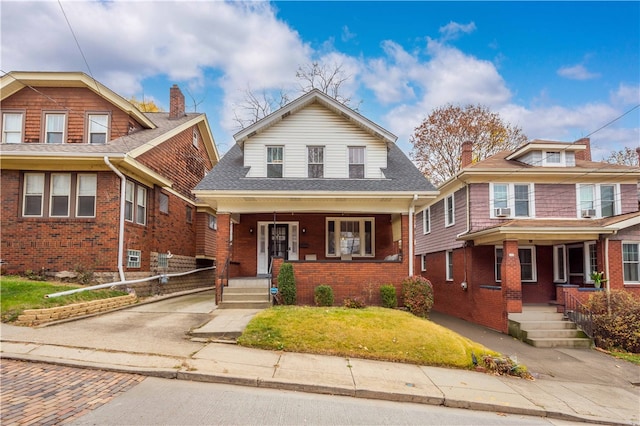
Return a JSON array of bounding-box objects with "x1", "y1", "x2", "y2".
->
[{"x1": 237, "y1": 306, "x2": 500, "y2": 369}]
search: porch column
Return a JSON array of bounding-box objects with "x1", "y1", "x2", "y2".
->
[
  {"x1": 215, "y1": 213, "x2": 231, "y2": 304},
  {"x1": 501, "y1": 240, "x2": 522, "y2": 315}
]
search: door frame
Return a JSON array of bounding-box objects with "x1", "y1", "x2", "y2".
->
[{"x1": 256, "y1": 221, "x2": 299, "y2": 274}]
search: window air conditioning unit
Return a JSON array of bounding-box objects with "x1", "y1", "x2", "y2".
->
[
  {"x1": 494, "y1": 208, "x2": 511, "y2": 217},
  {"x1": 581, "y1": 209, "x2": 596, "y2": 218}
]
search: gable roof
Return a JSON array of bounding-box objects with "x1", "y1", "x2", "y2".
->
[
  {"x1": 233, "y1": 89, "x2": 397, "y2": 147},
  {"x1": 0, "y1": 71, "x2": 155, "y2": 129}
]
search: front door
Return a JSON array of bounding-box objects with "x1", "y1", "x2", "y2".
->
[{"x1": 269, "y1": 224, "x2": 288, "y2": 260}]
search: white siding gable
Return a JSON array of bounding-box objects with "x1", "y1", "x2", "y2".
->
[{"x1": 244, "y1": 103, "x2": 387, "y2": 178}]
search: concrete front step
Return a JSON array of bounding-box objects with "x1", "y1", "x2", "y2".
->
[
  {"x1": 523, "y1": 328, "x2": 588, "y2": 339},
  {"x1": 223, "y1": 293, "x2": 269, "y2": 302},
  {"x1": 524, "y1": 337, "x2": 592, "y2": 349},
  {"x1": 228, "y1": 278, "x2": 270, "y2": 288},
  {"x1": 218, "y1": 301, "x2": 272, "y2": 309},
  {"x1": 516, "y1": 320, "x2": 578, "y2": 330},
  {"x1": 508, "y1": 312, "x2": 565, "y2": 322}
]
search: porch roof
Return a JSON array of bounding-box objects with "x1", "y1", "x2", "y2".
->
[{"x1": 458, "y1": 211, "x2": 640, "y2": 246}]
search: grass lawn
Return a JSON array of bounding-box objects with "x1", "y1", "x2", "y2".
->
[
  {"x1": 237, "y1": 306, "x2": 501, "y2": 369},
  {"x1": 1, "y1": 276, "x2": 129, "y2": 322}
]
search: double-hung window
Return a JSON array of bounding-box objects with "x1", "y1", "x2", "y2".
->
[
  {"x1": 622, "y1": 242, "x2": 640, "y2": 283},
  {"x1": 45, "y1": 113, "x2": 66, "y2": 143},
  {"x1": 2, "y1": 112, "x2": 23, "y2": 143},
  {"x1": 348, "y1": 146, "x2": 365, "y2": 178},
  {"x1": 445, "y1": 194, "x2": 455, "y2": 227},
  {"x1": 50, "y1": 173, "x2": 71, "y2": 217},
  {"x1": 495, "y1": 246, "x2": 536, "y2": 282},
  {"x1": 88, "y1": 114, "x2": 109, "y2": 144},
  {"x1": 326, "y1": 217, "x2": 374, "y2": 257},
  {"x1": 422, "y1": 207, "x2": 431, "y2": 234},
  {"x1": 446, "y1": 250, "x2": 453, "y2": 281},
  {"x1": 491, "y1": 183, "x2": 533, "y2": 218},
  {"x1": 76, "y1": 174, "x2": 97, "y2": 217},
  {"x1": 23, "y1": 173, "x2": 45, "y2": 216},
  {"x1": 125, "y1": 180, "x2": 147, "y2": 225},
  {"x1": 577, "y1": 184, "x2": 619, "y2": 218},
  {"x1": 267, "y1": 146, "x2": 283, "y2": 178},
  {"x1": 308, "y1": 146, "x2": 324, "y2": 178}
]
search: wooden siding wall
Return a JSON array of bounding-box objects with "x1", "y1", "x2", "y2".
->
[
  {"x1": 243, "y1": 103, "x2": 387, "y2": 178},
  {"x1": 417, "y1": 186, "x2": 467, "y2": 254},
  {"x1": 1, "y1": 87, "x2": 140, "y2": 143}
]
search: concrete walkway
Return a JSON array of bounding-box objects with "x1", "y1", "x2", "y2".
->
[{"x1": 1, "y1": 290, "x2": 638, "y2": 425}]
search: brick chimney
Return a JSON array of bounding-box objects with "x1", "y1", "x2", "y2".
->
[
  {"x1": 461, "y1": 140, "x2": 473, "y2": 168},
  {"x1": 574, "y1": 137, "x2": 591, "y2": 161},
  {"x1": 169, "y1": 84, "x2": 185, "y2": 119}
]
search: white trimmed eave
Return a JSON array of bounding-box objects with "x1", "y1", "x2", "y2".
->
[
  {"x1": 233, "y1": 90, "x2": 397, "y2": 147},
  {"x1": 193, "y1": 190, "x2": 438, "y2": 214},
  {"x1": 1, "y1": 71, "x2": 155, "y2": 129},
  {"x1": 459, "y1": 225, "x2": 617, "y2": 246}
]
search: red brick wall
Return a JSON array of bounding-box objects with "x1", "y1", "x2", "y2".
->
[
  {"x1": 1, "y1": 87, "x2": 139, "y2": 143},
  {"x1": 195, "y1": 212, "x2": 216, "y2": 259},
  {"x1": 1, "y1": 170, "x2": 121, "y2": 273}
]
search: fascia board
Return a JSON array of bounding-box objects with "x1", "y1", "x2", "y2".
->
[{"x1": 505, "y1": 142, "x2": 586, "y2": 160}]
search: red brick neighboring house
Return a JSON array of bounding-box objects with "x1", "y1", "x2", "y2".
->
[
  {"x1": 415, "y1": 139, "x2": 640, "y2": 333},
  {"x1": 1, "y1": 72, "x2": 220, "y2": 290},
  {"x1": 193, "y1": 89, "x2": 438, "y2": 305}
]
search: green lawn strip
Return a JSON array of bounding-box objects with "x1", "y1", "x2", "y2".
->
[
  {"x1": 1, "y1": 276, "x2": 128, "y2": 322},
  {"x1": 237, "y1": 306, "x2": 500, "y2": 369}
]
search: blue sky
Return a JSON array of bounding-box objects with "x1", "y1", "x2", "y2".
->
[{"x1": 2, "y1": 1, "x2": 638, "y2": 159}]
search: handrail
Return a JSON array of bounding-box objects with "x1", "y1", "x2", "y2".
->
[{"x1": 564, "y1": 291, "x2": 594, "y2": 338}]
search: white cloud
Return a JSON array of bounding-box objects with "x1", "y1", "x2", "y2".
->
[
  {"x1": 557, "y1": 64, "x2": 600, "y2": 80},
  {"x1": 611, "y1": 83, "x2": 640, "y2": 105},
  {"x1": 439, "y1": 21, "x2": 476, "y2": 41}
]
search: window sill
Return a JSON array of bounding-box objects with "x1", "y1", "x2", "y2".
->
[{"x1": 479, "y1": 285, "x2": 501, "y2": 290}]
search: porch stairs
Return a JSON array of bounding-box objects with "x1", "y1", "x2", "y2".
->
[
  {"x1": 218, "y1": 277, "x2": 271, "y2": 309},
  {"x1": 508, "y1": 305, "x2": 592, "y2": 349}
]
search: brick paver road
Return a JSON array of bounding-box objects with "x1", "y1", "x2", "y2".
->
[{"x1": 1, "y1": 359, "x2": 145, "y2": 425}]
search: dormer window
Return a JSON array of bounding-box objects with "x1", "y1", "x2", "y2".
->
[{"x1": 546, "y1": 151, "x2": 561, "y2": 164}]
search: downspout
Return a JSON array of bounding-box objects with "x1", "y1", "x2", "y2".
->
[
  {"x1": 408, "y1": 194, "x2": 418, "y2": 277},
  {"x1": 604, "y1": 234, "x2": 612, "y2": 315},
  {"x1": 104, "y1": 156, "x2": 126, "y2": 282},
  {"x1": 455, "y1": 183, "x2": 471, "y2": 286}
]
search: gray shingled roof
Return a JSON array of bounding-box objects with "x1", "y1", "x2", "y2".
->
[
  {"x1": 195, "y1": 142, "x2": 436, "y2": 193},
  {"x1": 0, "y1": 113, "x2": 200, "y2": 156}
]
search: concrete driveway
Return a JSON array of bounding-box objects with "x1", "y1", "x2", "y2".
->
[{"x1": 0, "y1": 290, "x2": 216, "y2": 358}]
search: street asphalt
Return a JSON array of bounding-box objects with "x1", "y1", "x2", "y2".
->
[{"x1": 1, "y1": 289, "x2": 638, "y2": 425}]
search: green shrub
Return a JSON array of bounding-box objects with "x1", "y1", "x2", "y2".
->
[
  {"x1": 402, "y1": 276, "x2": 434, "y2": 318},
  {"x1": 380, "y1": 284, "x2": 398, "y2": 309},
  {"x1": 343, "y1": 297, "x2": 366, "y2": 309},
  {"x1": 314, "y1": 285, "x2": 334, "y2": 307},
  {"x1": 277, "y1": 263, "x2": 296, "y2": 305},
  {"x1": 585, "y1": 290, "x2": 640, "y2": 353}
]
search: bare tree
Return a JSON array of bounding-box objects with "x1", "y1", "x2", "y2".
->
[
  {"x1": 233, "y1": 62, "x2": 358, "y2": 129},
  {"x1": 603, "y1": 146, "x2": 639, "y2": 166},
  {"x1": 410, "y1": 104, "x2": 528, "y2": 186}
]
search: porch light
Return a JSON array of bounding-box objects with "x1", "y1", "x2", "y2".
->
[
  {"x1": 249, "y1": 227, "x2": 254, "y2": 234},
  {"x1": 302, "y1": 228, "x2": 306, "y2": 233}
]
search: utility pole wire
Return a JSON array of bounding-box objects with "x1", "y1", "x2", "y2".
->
[{"x1": 585, "y1": 104, "x2": 640, "y2": 139}]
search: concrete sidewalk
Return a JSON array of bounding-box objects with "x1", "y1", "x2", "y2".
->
[{"x1": 1, "y1": 292, "x2": 639, "y2": 425}]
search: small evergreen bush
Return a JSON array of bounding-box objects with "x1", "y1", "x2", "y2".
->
[
  {"x1": 402, "y1": 276, "x2": 434, "y2": 318},
  {"x1": 585, "y1": 290, "x2": 640, "y2": 353},
  {"x1": 314, "y1": 285, "x2": 334, "y2": 307},
  {"x1": 380, "y1": 284, "x2": 398, "y2": 309},
  {"x1": 343, "y1": 297, "x2": 366, "y2": 309},
  {"x1": 277, "y1": 263, "x2": 296, "y2": 305}
]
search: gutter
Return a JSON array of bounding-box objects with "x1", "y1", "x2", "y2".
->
[
  {"x1": 408, "y1": 194, "x2": 418, "y2": 276},
  {"x1": 104, "y1": 156, "x2": 126, "y2": 282}
]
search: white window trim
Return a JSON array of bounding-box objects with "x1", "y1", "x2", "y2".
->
[
  {"x1": 489, "y1": 183, "x2": 535, "y2": 218},
  {"x1": 2, "y1": 111, "x2": 24, "y2": 144},
  {"x1": 23, "y1": 172, "x2": 45, "y2": 217},
  {"x1": 542, "y1": 150, "x2": 566, "y2": 166},
  {"x1": 49, "y1": 173, "x2": 71, "y2": 217},
  {"x1": 348, "y1": 146, "x2": 366, "y2": 179},
  {"x1": 584, "y1": 241, "x2": 597, "y2": 283},
  {"x1": 266, "y1": 145, "x2": 284, "y2": 178},
  {"x1": 44, "y1": 112, "x2": 67, "y2": 144},
  {"x1": 307, "y1": 146, "x2": 325, "y2": 178},
  {"x1": 495, "y1": 245, "x2": 537, "y2": 283},
  {"x1": 445, "y1": 250, "x2": 453, "y2": 281},
  {"x1": 87, "y1": 113, "x2": 109, "y2": 144},
  {"x1": 192, "y1": 128, "x2": 199, "y2": 148},
  {"x1": 445, "y1": 194, "x2": 455, "y2": 227},
  {"x1": 553, "y1": 244, "x2": 567, "y2": 283},
  {"x1": 421, "y1": 254, "x2": 427, "y2": 272},
  {"x1": 576, "y1": 183, "x2": 621, "y2": 219},
  {"x1": 422, "y1": 207, "x2": 431, "y2": 234},
  {"x1": 127, "y1": 249, "x2": 141, "y2": 268},
  {"x1": 622, "y1": 241, "x2": 640, "y2": 284},
  {"x1": 325, "y1": 217, "x2": 375, "y2": 258},
  {"x1": 208, "y1": 214, "x2": 217, "y2": 230},
  {"x1": 76, "y1": 173, "x2": 97, "y2": 218}
]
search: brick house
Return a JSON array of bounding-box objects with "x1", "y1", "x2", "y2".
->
[
  {"x1": 415, "y1": 139, "x2": 640, "y2": 333},
  {"x1": 0, "y1": 72, "x2": 220, "y2": 292},
  {"x1": 193, "y1": 89, "x2": 437, "y2": 305}
]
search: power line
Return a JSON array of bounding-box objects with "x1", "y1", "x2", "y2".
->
[{"x1": 585, "y1": 104, "x2": 640, "y2": 139}]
